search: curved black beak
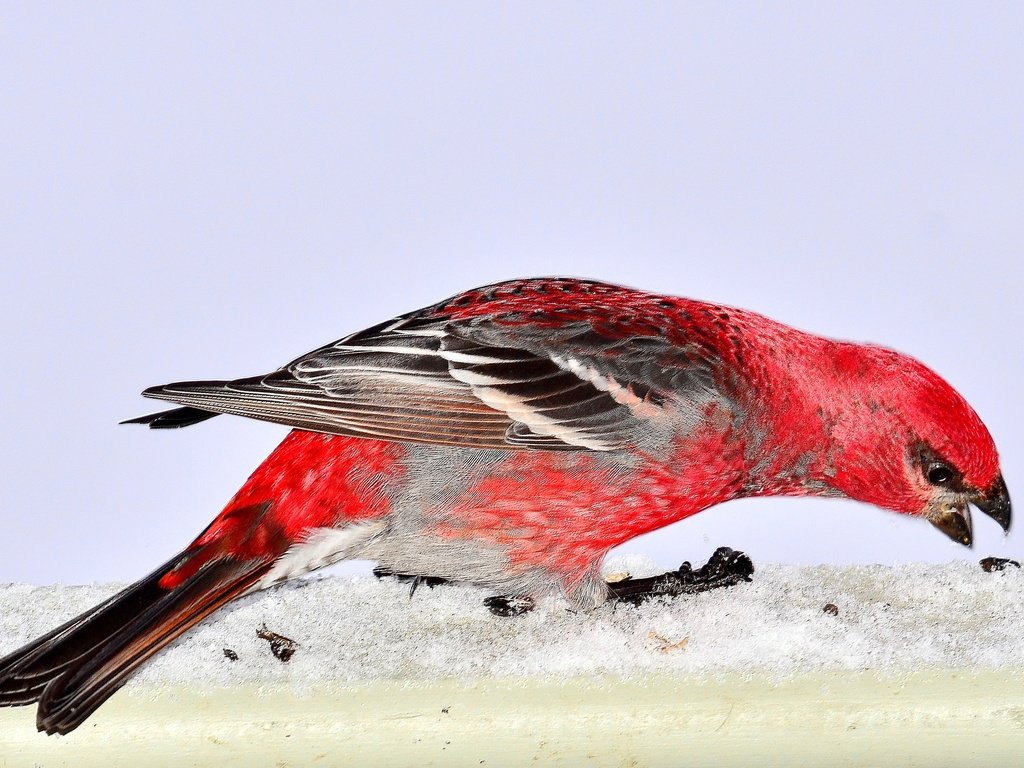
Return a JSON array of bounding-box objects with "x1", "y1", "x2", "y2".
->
[{"x1": 974, "y1": 474, "x2": 1011, "y2": 533}]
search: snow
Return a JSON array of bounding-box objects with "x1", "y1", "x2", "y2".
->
[{"x1": 0, "y1": 557, "x2": 1021, "y2": 692}]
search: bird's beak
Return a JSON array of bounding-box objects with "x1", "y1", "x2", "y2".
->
[
  {"x1": 926, "y1": 499, "x2": 973, "y2": 547},
  {"x1": 972, "y1": 474, "x2": 1011, "y2": 534}
]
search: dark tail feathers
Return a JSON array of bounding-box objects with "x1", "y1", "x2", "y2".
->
[
  {"x1": 0, "y1": 551, "x2": 269, "y2": 734},
  {"x1": 121, "y1": 406, "x2": 219, "y2": 429}
]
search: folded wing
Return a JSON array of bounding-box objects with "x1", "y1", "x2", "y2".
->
[{"x1": 137, "y1": 307, "x2": 723, "y2": 452}]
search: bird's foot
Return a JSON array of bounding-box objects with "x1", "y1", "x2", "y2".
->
[
  {"x1": 372, "y1": 566, "x2": 450, "y2": 598},
  {"x1": 483, "y1": 595, "x2": 535, "y2": 617},
  {"x1": 606, "y1": 546, "x2": 754, "y2": 606},
  {"x1": 375, "y1": 567, "x2": 535, "y2": 616}
]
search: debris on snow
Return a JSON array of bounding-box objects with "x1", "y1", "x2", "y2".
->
[
  {"x1": 647, "y1": 631, "x2": 689, "y2": 653},
  {"x1": 257, "y1": 624, "x2": 298, "y2": 663}
]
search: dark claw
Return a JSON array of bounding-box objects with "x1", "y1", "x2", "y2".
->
[
  {"x1": 373, "y1": 566, "x2": 450, "y2": 597},
  {"x1": 484, "y1": 595, "x2": 535, "y2": 617},
  {"x1": 607, "y1": 546, "x2": 754, "y2": 606}
]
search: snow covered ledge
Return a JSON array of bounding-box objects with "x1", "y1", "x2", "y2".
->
[{"x1": 2, "y1": 557, "x2": 1022, "y2": 767}]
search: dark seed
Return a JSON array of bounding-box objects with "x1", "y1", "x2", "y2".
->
[
  {"x1": 980, "y1": 557, "x2": 1021, "y2": 573},
  {"x1": 823, "y1": 603, "x2": 839, "y2": 616}
]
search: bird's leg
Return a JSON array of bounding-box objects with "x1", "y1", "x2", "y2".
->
[
  {"x1": 606, "y1": 547, "x2": 754, "y2": 606},
  {"x1": 375, "y1": 548, "x2": 752, "y2": 613},
  {"x1": 485, "y1": 547, "x2": 753, "y2": 617},
  {"x1": 374, "y1": 567, "x2": 535, "y2": 615},
  {"x1": 374, "y1": 569, "x2": 536, "y2": 618}
]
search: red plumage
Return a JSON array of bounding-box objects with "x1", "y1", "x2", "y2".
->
[{"x1": 0, "y1": 277, "x2": 1009, "y2": 733}]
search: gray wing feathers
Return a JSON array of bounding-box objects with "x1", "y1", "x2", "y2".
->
[{"x1": 141, "y1": 315, "x2": 720, "y2": 451}]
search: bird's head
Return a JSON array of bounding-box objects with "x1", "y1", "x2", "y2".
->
[{"x1": 816, "y1": 344, "x2": 1010, "y2": 546}]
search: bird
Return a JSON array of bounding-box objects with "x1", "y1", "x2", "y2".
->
[{"x1": 0, "y1": 276, "x2": 1010, "y2": 735}]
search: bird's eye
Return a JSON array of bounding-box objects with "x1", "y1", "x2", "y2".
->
[{"x1": 927, "y1": 464, "x2": 955, "y2": 486}]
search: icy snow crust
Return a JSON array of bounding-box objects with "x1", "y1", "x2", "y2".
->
[{"x1": 1, "y1": 558, "x2": 1021, "y2": 691}]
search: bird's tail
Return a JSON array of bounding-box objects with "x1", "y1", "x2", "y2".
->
[
  {"x1": 120, "y1": 406, "x2": 219, "y2": 429},
  {"x1": 0, "y1": 430, "x2": 384, "y2": 735},
  {"x1": 0, "y1": 544, "x2": 273, "y2": 735}
]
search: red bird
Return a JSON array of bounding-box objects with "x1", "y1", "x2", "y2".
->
[{"x1": 0, "y1": 277, "x2": 1010, "y2": 734}]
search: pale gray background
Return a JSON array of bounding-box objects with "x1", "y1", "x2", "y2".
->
[{"x1": 1, "y1": 3, "x2": 1020, "y2": 585}]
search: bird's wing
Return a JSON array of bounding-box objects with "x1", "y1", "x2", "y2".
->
[{"x1": 138, "y1": 288, "x2": 725, "y2": 452}]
